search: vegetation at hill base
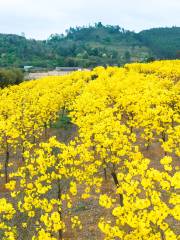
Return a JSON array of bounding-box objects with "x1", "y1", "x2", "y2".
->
[
  {"x1": 0, "y1": 23, "x2": 180, "y2": 68},
  {"x1": 0, "y1": 68, "x2": 24, "y2": 88},
  {"x1": 0, "y1": 60, "x2": 179, "y2": 239}
]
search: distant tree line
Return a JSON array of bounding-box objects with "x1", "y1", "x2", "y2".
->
[{"x1": 0, "y1": 23, "x2": 179, "y2": 68}]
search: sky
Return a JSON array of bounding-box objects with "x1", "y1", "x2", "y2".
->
[{"x1": 0, "y1": 0, "x2": 179, "y2": 39}]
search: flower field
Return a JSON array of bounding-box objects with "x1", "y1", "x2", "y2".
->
[{"x1": 0, "y1": 60, "x2": 179, "y2": 240}]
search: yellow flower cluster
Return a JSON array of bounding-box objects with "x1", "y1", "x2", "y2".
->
[
  {"x1": 99, "y1": 194, "x2": 114, "y2": 209},
  {"x1": 71, "y1": 216, "x2": 82, "y2": 229}
]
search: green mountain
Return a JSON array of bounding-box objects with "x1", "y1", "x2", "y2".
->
[
  {"x1": 0, "y1": 23, "x2": 180, "y2": 68},
  {"x1": 138, "y1": 26, "x2": 180, "y2": 59}
]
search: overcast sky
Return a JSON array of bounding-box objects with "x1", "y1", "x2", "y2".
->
[{"x1": 0, "y1": 0, "x2": 179, "y2": 39}]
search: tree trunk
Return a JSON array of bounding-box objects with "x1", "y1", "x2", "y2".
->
[
  {"x1": 57, "y1": 180, "x2": 63, "y2": 240},
  {"x1": 103, "y1": 168, "x2": 107, "y2": 181},
  {"x1": 44, "y1": 123, "x2": 48, "y2": 139},
  {"x1": 5, "y1": 142, "x2": 9, "y2": 183},
  {"x1": 61, "y1": 106, "x2": 65, "y2": 118},
  {"x1": 161, "y1": 131, "x2": 167, "y2": 156},
  {"x1": 22, "y1": 142, "x2": 25, "y2": 162},
  {"x1": 111, "y1": 172, "x2": 123, "y2": 206},
  {"x1": 159, "y1": 228, "x2": 165, "y2": 240}
]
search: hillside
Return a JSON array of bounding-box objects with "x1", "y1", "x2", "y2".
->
[
  {"x1": 0, "y1": 23, "x2": 180, "y2": 68},
  {"x1": 138, "y1": 26, "x2": 180, "y2": 58}
]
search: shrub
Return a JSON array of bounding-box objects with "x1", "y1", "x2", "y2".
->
[{"x1": 0, "y1": 68, "x2": 24, "y2": 88}]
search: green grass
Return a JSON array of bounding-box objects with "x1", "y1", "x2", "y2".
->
[{"x1": 52, "y1": 114, "x2": 71, "y2": 129}]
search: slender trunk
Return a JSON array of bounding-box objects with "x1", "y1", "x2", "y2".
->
[
  {"x1": 160, "y1": 228, "x2": 165, "y2": 240},
  {"x1": 171, "y1": 117, "x2": 174, "y2": 128},
  {"x1": 161, "y1": 131, "x2": 167, "y2": 156},
  {"x1": 103, "y1": 168, "x2": 107, "y2": 181},
  {"x1": 22, "y1": 142, "x2": 25, "y2": 162},
  {"x1": 33, "y1": 135, "x2": 36, "y2": 144},
  {"x1": 61, "y1": 106, "x2": 65, "y2": 118},
  {"x1": 146, "y1": 139, "x2": 150, "y2": 151},
  {"x1": 44, "y1": 123, "x2": 47, "y2": 139},
  {"x1": 146, "y1": 138, "x2": 151, "y2": 151},
  {"x1": 5, "y1": 140, "x2": 9, "y2": 183},
  {"x1": 49, "y1": 120, "x2": 52, "y2": 128},
  {"x1": 57, "y1": 180, "x2": 63, "y2": 240},
  {"x1": 111, "y1": 172, "x2": 123, "y2": 206},
  {"x1": 162, "y1": 131, "x2": 166, "y2": 142},
  {"x1": 130, "y1": 126, "x2": 133, "y2": 134},
  {"x1": 130, "y1": 112, "x2": 134, "y2": 134}
]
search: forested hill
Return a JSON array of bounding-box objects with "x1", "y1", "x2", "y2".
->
[
  {"x1": 0, "y1": 23, "x2": 180, "y2": 68},
  {"x1": 138, "y1": 27, "x2": 180, "y2": 59}
]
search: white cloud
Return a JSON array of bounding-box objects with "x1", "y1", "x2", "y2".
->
[{"x1": 0, "y1": 0, "x2": 179, "y2": 39}]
